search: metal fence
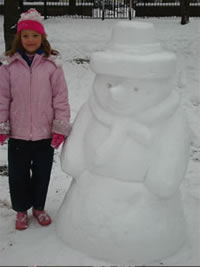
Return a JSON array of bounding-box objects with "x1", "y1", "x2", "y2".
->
[
  {"x1": 24, "y1": 0, "x2": 137, "y2": 19},
  {"x1": 0, "y1": 0, "x2": 200, "y2": 18}
]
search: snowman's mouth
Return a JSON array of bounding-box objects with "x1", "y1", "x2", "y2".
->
[
  {"x1": 108, "y1": 98, "x2": 136, "y2": 115},
  {"x1": 109, "y1": 91, "x2": 134, "y2": 111}
]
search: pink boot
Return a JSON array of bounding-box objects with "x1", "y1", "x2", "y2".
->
[
  {"x1": 32, "y1": 208, "x2": 52, "y2": 226},
  {"x1": 16, "y1": 212, "x2": 28, "y2": 230}
]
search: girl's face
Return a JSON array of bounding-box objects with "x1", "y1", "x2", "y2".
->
[{"x1": 21, "y1": 30, "x2": 42, "y2": 54}]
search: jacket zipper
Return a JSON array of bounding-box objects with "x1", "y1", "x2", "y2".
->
[{"x1": 30, "y1": 67, "x2": 32, "y2": 140}]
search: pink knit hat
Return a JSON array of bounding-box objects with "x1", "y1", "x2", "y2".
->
[{"x1": 17, "y1": 9, "x2": 46, "y2": 35}]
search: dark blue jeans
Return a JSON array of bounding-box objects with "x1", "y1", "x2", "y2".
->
[{"x1": 8, "y1": 138, "x2": 54, "y2": 212}]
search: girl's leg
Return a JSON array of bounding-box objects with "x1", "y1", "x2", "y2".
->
[
  {"x1": 31, "y1": 139, "x2": 54, "y2": 210},
  {"x1": 8, "y1": 139, "x2": 32, "y2": 212}
]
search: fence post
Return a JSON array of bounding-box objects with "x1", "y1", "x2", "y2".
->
[
  {"x1": 102, "y1": 0, "x2": 105, "y2": 20},
  {"x1": 180, "y1": 0, "x2": 190, "y2": 25},
  {"x1": 81, "y1": 0, "x2": 83, "y2": 18},
  {"x1": 114, "y1": 0, "x2": 116, "y2": 18},
  {"x1": 69, "y1": 0, "x2": 76, "y2": 15},
  {"x1": 44, "y1": 0, "x2": 47, "y2": 19},
  {"x1": 129, "y1": 0, "x2": 132, "y2": 20}
]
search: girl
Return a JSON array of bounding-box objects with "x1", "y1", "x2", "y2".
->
[{"x1": 0, "y1": 9, "x2": 71, "y2": 230}]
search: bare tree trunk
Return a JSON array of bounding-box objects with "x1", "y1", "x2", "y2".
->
[{"x1": 4, "y1": 0, "x2": 21, "y2": 52}]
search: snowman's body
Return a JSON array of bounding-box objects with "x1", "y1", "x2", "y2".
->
[{"x1": 56, "y1": 21, "x2": 191, "y2": 264}]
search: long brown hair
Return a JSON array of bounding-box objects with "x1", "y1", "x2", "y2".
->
[{"x1": 6, "y1": 32, "x2": 59, "y2": 57}]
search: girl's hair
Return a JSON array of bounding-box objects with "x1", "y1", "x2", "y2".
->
[{"x1": 6, "y1": 33, "x2": 59, "y2": 57}]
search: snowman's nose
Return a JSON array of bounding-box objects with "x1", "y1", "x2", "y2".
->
[{"x1": 110, "y1": 84, "x2": 130, "y2": 103}]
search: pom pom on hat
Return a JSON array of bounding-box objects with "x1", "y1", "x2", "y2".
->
[{"x1": 17, "y1": 9, "x2": 46, "y2": 35}]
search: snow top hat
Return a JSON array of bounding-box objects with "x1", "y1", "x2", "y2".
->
[
  {"x1": 90, "y1": 21, "x2": 176, "y2": 79},
  {"x1": 17, "y1": 8, "x2": 46, "y2": 35}
]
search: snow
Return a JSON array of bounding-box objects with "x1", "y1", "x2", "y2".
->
[{"x1": 0, "y1": 16, "x2": 200, "y2": 266}]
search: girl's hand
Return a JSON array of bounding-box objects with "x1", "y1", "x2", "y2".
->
[
  {"x1": 0, "y1": 134, "x2": 9, "y2": 145},
  {"x1": 51, "y1": 133, "x2": 65, "y2": 149}
]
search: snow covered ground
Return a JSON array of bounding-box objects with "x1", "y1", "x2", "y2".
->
[{"x1": 0, "y1": 15, "x2": 200, "y2": 266}]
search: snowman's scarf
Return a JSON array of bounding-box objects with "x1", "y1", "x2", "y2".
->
[{"x1": 88, "y1": 90, "x2": 180, "y2": 166}]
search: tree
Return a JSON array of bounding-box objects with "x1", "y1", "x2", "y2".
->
[{"x1": 4, "y1": 0, "x2": 21, "y2": 51}]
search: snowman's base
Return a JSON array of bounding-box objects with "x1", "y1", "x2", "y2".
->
[{"x1": 56, "y1": 171, "x2": 186, "y2": 265}]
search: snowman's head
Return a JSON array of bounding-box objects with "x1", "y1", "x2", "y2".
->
[
  {"x1": 93, "y1": 74, "x2": 174, "y2": 115},
  {"x1": 90, "y1": 21, "x2": 176, "y2": 116}
]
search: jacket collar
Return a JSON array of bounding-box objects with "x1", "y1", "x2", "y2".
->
[
  {"x1": 19, "y1": 47, "x2": 44, "y2": 66},
  {"x1": 0, "y1": 51, "x2": 62, "y2": 68}
]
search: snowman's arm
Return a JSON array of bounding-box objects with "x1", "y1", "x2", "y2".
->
[
  {"x1": 60, "y1": 103, "x2": 92, "y2": 178},
  {"x1": 144, "y1": 109, "x2": 191, "y2": 198}
]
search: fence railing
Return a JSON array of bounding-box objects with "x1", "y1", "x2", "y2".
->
[{"x1": 0, "y1": 0, "x2": 200, "y2": 18}]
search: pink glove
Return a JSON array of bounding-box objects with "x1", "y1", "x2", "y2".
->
[
  {"x1": 0, "y1": 134, "x2": 9, "y2": 145},
  {"x1": 51, "y1": 133, "x2": 65, "y2": 149}
]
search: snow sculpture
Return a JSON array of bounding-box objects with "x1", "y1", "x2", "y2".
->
[{"x1": 56, "y1": 21, "x2": 191, "y2": 264}]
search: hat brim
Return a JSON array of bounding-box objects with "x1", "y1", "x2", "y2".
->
[{"x1": 90, "y1": 50, "x2": 176, "y2": 79}]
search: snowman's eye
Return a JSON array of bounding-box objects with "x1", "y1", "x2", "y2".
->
[
  {"x1": 133, "y1": 87, "x2": 139, "y2": 92},
  {"x1": 107, "y1": 83, "x2": 112, "y2": 89}
]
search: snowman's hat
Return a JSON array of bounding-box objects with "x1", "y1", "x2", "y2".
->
[{"x1": 90, "y1": 21, "x2": 176, "y2": 79}]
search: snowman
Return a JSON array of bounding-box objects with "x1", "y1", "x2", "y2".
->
[{"x1": 56, "y1": 21, "x2": 191, "y2": 264}]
